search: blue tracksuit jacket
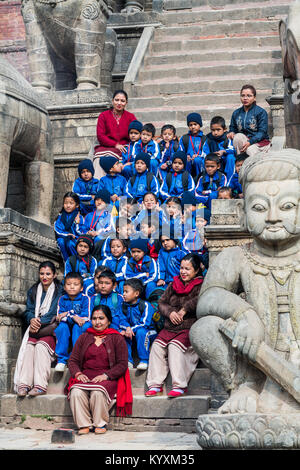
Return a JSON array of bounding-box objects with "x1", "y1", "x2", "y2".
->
[
  {"x1": 101, "y1": 254, "x2": 128, "y2": 283},
  {"x1": 97, "y1": 174, "x2": 127, "y2": 198},
  {"x1": 202, "y1": 133, "x2": 236, "y2": 179},
  {"x1": 157, "y1": 246, "x2": 186, "y2": 284},
  {"x1": 125, "y1": 170, "x2": 160, "y2": 203},
  {"x1": 119, "y1": 299, "x2": 155, "y2": 333},
  {"x1": 83, "y1": 208, "x2": 115, "y2": 240},
  {"x1": 72, "y1": 177, "x2": 99, "y2": 215},
  {"x1": 124, "y1": 255, "x2": 158, "y2": 287},
  {"x1": 133, "y1": 139, "x2": 161, "y2": 168},
  {"x1": 64, "y1": 255, "x2": 97, "y2": 280},
  {"x1": 57, "y1": 292, "x2": 91, "y2": 322},
  {"x1": 179, "y1": 131, "x2": 206, "y2": 173},
  {"x1": 195, "y1": 171, "x2": 227, "y2": 207},
  {"x1": 227, "y1": 172, "x2": 243, "y2": 196},
  {"x1": 229, "y1": 103, "x2": 269, "y2": 144},
  {"x1": 89, "y1": 291, "x2": 123, "y2": 330},
  {"x1": 160, "y1": 169, "x2": 195, "y2": 201}
]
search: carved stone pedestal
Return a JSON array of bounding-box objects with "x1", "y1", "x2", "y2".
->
[
  {"x1": 196, "y1": 413, "x2": 300, "y2": 449},
  {"x1": 0, "y1": 208, "x2": 61, "y2": 393}
]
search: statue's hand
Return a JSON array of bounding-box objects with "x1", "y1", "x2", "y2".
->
[{"x1": 231, "y1": 310, "x2": 264, "y2": 363}]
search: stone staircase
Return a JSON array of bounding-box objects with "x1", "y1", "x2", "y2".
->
[
  {"x1": 126, "y1": 0, "x2": 292, "y2": 136},
  {"x1": 0, "y1": 366, "x2": 219, "y2": 433}
]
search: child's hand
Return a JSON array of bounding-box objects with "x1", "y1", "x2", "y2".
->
[
  {"x1": 216, "y1": 150, "x2": 226, "y2": 156},
  {"x1": 227, "y1": 132, "x2": 235, "y2": 140},
  {"x1": 157, "y1": 280, "x2": 165, "y2": 286},
  {"x1": 68, "y1": 233, "x2": 76, "y2": 238},
  {"x1": 125, "y1": 327, "x2": 134, "y2": 339},
  {"x1": 187, "y1": 155, "x2": 192, "y2": 161},
  {"x1": 87, "y1": 230, "x2": 97, "y2": 237},
  {"x1": 120, "y1": 330, "x2": 126, "y2": 336},
  {"x1": 73, "y1": 315, "x2": 86, "y2": 327},
  {"x1": 111, "y1": 194, "x2": 119, "y2": 202},
  {"x1": 57, "y1": 312, "x2": 68, "y2": 322},
  {"x1": 192, "y1": 154, "x2": 197, "y2": 160},
  {"x1": 75, "y1": 214, "x2": 81, "y2": 223}
]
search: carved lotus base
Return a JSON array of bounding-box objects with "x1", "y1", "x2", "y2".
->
[{"x1": 196, "y1": 413, "x2": 300, "y2": 449}]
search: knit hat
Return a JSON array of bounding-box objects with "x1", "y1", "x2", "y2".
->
[
  {"x1": 134, "y1": 152, "x2": 151, "y2": 169},
  {"x1": 99, "y1": 156, "x2": 119, "y2": 174},
  {"x1": 94, "y1": 189, "x2": 111, "y2": 205},
  {"x1": 129, "y1": 238, "x2": 148, "y2": 254},
  {"x1": 172, "y1": 150, "x2": 187, "y2": 169},
  {"x1": 181, "y1": 191, "x2": 197, "y2": 207},
  {"x1": 187, "y1": 112, "x2": 203, "y2": 127},
  {"x1": 76, "y1": 234, "x2": 94, "y2": 251},
  {"x1": 78, "y1": 159, "x2": 95, "y2": 177},
  {"x1": 128, "y1": 120, "x2": 143, "y2": 134}
]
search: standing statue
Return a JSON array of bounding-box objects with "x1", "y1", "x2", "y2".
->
[
  {"x1": 21, "y1": 0, "x2": 110, "y2": 92},
  {"x1": 190, "y1": 149, "x2": 300, "y2": 449},
  {"x1": 0, "y1": 56, "x2": 53, "y2": 225}
]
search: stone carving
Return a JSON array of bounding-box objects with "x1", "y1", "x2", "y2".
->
[
  {"x1": 121, "y1": 0, "x2": 145, "y2": 13},
  {"x1": 190, "y1": 149, "x2": 300, "y2": 449},
  {"x1": 279, "y1": 0, "x2": 300, "y2": 149},
  {"x1": 0, "y1": 56, "x2": 54, "y2": 225},
  {"x1": 21, "y1": 0, "x2": 110, "y2": 92}
]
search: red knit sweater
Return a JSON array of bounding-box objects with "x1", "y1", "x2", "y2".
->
[{"x1": 95, "y1": 109, "x2": 137, "y2": 152}]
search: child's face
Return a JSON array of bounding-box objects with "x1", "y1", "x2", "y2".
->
[
  {"x1": 63, "y1": 197, "x2": 79, "y2": 213},
  {"x1": 135, "y1": 160, "x2": 148, "y2": 174},
  {"x1": 218, "y1": 192, "x2": 232, "y2": 200},
  {"x1": 110, "y1": 161, "x2": 122, "y2": 174},
  {"x1": 123, "y1": 285, "x2": 139, "y2": 304},
  {"x1": 161, "y1": 236, "x2": 176, "y2": 251},
  {"x1": 188, "y1": 121, "x2": 201, "y2": 136},
  {"x1": 111, "y1": 239, "x2": 126, "y2": 258},
  {"x1": 210, "y1": 123, "x2": 226, "y2": 137},
  {"x1": 143, "y1": 193, "x2": 158, "y2": 210},
  {"x1": 64, "y1": 277, "x2": 83, "y2": 299},
  {"x1": 140, "y1": 223, "x2": 155, "y2": 238},
  {"x1": 129, "y1": 129, "x2": 141, "y2": 143},
  {"x1": 141, "y1": 130, "x2": 153, "y2": 145},
  {"x1": 80, "y1": 169, "x2": 93, "y2": 182},
  {"x1": 117, "y1": 223, "x2": 133, "y2": 240},
  {"x1": 131, "y1": 248, "x2": 145, "y2": 262},
  {"x1": 96, "y1": 276, "x2": 116, "y2": 295},
  {"x1": 166, "y1": 202, "x2": 181, "y2": 217},
  {"x1": 205, "y1": 160, "x2": 220, "y2": 176},
  {"x1": 95, "y1": 198, "x2": 107, "y2": 210},
  {"x1": 77, "y1": 241, "x2": 90, "y2": 257},
  {"x1": 162, "y1": 128, "x2": 175, "y2": 142},
  {"x1": 235, "y1": 160, "x2": 244, "y2": 174},
  {"x1": 172, "y1": 158, "x2": 184, "y2": 173},
  {"x1": 196, "y1": 217, "x2": 207, "y2": 230}
]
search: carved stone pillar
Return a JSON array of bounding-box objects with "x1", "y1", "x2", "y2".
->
[{"x1": 265, "y1": 80, "x2": 286, "y2": 150}]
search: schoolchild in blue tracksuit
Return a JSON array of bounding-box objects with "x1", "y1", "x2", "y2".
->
[
  {"x1": 83, "y1": 189, "x2": 115, "y2": 243},
  {"x1": 202, "y1": 116, "x2": 236, "y2": 180},
  {"x1": 72, "y1": 159, "x2": 99, "y2": 216},
  {"x1": 121, "y1": 120, "x2": 143, "y2": 180},
  {"x1": 124, "y1": 238, "x2": 158, "y2": 300},
  {"x1": 98, "y1": 156, "x2": 127, "y2": 211},
  {"x1": 157, "y1": 236, "x2": 186, "y2": 288},
  {"x1": 54, "y1": 273, "x2": 91, "y2": 371},
  {"x1": 119, "y1": 278, "x2": 157, "y2": 369},
  {"x1": 133, "y1": 192, "x2": 166, "y2": 233},
  {"x1": 160, "y1": 151, "x2": 195, "y2": 202},
  {"x1": 101, "y1": 238, "x2": 128, "y2": 294},
  {"x1": 133, "y1": 123, "x2": 161, "y2": 176},
  {"x1": 227, "y1": 152, "x2": 248, "y2": 198},
  {"x1": 54, "y1": 192, "x2": 85, "y2": 262},
  {"x1": 179, "y1": 113, "x2": 206, "y2": 176},
  {"x1": 64, "y1": 235, "x2": 97, "y2": 290},
  {"x1": 158, "y1": 124, "x2": 179, "y2": 180},
  {"x1": 195, "y1": 153, "x2": 227, "y2": 209},
  {"x1": 125, "y1": 152, "x2": 160, "y2": 204},
  {"x1": 161, "y1": 196, "x2": 183, "y2": 241},
  {"x1": 84, "y1": 266, "x2": 113, "y2": 297}
]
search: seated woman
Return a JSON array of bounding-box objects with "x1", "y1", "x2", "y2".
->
[
  {"x1": 14, "y1": 261, "x2": 62, "y2": 396},
  {"x1": 93, "y1": 90, "x2": 137, "y2": 179},
  {"x1": 145, "y1": 254, "x2": 203, "y2": 398},
  {"x1": 66, "y1": 305, "x2": 132, "y2": 435}
]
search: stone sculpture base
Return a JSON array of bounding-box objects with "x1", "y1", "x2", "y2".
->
[{"x1": 196, "y1": 413, "x2": 300, "y2": 449}]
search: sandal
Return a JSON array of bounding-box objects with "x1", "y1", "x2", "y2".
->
[
  {"x1": 28, "y1": 387, "x2": 46, "y2": 396},
  {"x1": 167, "y1": 388, "x2": 188, "y2": 398},
  {"x1": 78, "y1": 427, "x2": 90, "y2": 435},
  {"x1": 145, "y1": 387, "x2": 163, "y2": 397},
  {"x1": 95, "y1": 426, "x2": 107, "y2": 434}
]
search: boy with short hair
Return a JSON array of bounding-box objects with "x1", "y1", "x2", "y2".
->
[
  {"x1": 133, "y1": 123, "x2": 161, "y2": 176},
  {"x1": 195, "y1": 153, "x2": 227, "y2": 209},
  {"x1": 64, "y1": 235, "x2": 97, "y2": 290},
  {"x1": 202, "y1": 116, "x2": 236, "y2": 180},
  {"x1": 218, "y1": 187, "x2": 233, "y2": 199},
  {"x1": 160, "y1": 151, "x2": 195, "y2": 201},
  {"x1": 157, "y1": 236, "x2": 186, "y2": 287},
  {"x1": 102, "y1": 238, "x2": 128, "y2": 293},
  {"x1": 227, "y1": 152, "x2": 248, "y2": 198},
  {"x1": 179, "y1": 112, "x2": 206, "y2": 175},
  {"x1": 122, "y1": 120, "x2": 143, "y2": 180},
  {"x1": 98, "y1": 156, "x2": 127, "y2": 208},
  {"x1": 158, "y1": 124, "x2": 179, "y2": 179},
  {"x1": 83, "y1": 189, "x2": 115, "y2": 243},
  {"x1": 125, "y1": 153, "x2": 160, "y2": 203},
  {"x1": 72, "y1": 159, "x2": 99, "y2": 216},
  {"x1": 119, "y1": 278, "x2": 157, "y2": 370},
  {"x1": 54, "y1": 272, "x2": 90, "y2": 372}
]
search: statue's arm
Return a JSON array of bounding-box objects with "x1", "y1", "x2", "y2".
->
[{"x1": 197, "y1": 286, "x2": 252, "y2": 320}]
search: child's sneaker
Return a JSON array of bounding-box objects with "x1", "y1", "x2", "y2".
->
[
  {"x1": 136, "y1": 362, "x2": 148, "y2": 371},
  {"x1": 145, "y1": 387, "x2": 163, "y2": 397},
  {"x1": 167, "y1": 388, "x2": 188, "y2": 398},
  {"x1": 55, "y1": 363, "x2": 66, "y2": 372}
]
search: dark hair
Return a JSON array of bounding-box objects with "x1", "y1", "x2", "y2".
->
[
  {"x1": 161, "y1": 124, "x2": 176, "y2": 135},
  {"x1": 236, "y1": 152, "x2": 249, "y2": 162},
  {"x1": 210, "y1": 116, "x2": 226, "y2": 129},
  {"x1": 166, "y1": 196, "x2": 182, "y2": 207},
  {"x1": 181, "y1": 253, "x2": 201, "y2": 274},
  {"x1": 39, "y1": 260, "x2": 56, "y2": 274},
  {"x1": 218, "y1": 187, "x2": 232, "y2": 197},
  {"x1": 205, "y1": 153, "x2": 221, "y2": 164},
  {"x1": 94, "y1": 266, "x2": 114, "y2": 278},
  {"x1": 112, "y1": 89, "x2": 128, "y2": 101},
  {"x1": 91, "y1": 304, "x2": 112, "y2": 324},
  {"x1": 143, "y1": 192, "x2": 158, "y2": 203},
  {"x1": 97, "y1": 269, "x2": 117, "y2": 284},
  {"x1": 142, "y1": 123, "x2": 156, "y2": 137},
  {"x1": 123, "y1": 278, "x2": 144, "y2": 295},
  {"x1": 109, "y1": 237, "x2": 128, "y2": 249},
  {"x1": 62, "y1": 191, "x2": 80, "y2": 206},
  {"x1": 64, "y1": 272, "x2": 83, "y2": 286},
  {"x1": 240, "y1": 84, "x2": 256, "y2": 97},
  {"x1": 159, "y1": 234, "x2": 178, "y2": 244}
]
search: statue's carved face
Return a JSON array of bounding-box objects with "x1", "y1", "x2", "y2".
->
[{"x1": 245, "y1": 179, "x2": 300, "y2": 245}]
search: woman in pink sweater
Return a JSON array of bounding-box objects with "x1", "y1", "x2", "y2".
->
[{"x1": 93, "y1": 90, "x2": 137, "y2": 178}]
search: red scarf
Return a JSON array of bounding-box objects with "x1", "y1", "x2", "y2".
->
[{"x1": 172, "y1": 275, "x2": 203, "y2": 295}]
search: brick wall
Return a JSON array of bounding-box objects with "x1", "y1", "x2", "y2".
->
[{"x1": 0, "y1": 0, "x2": 30, "y2": 80}]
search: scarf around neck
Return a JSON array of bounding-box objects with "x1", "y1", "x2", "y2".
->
[{"x1": 172, "y1": 275, "x2": 203, "y2": 295}]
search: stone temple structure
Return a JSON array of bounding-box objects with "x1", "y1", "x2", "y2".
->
[{"x1": 1, "y1": 0, "x2": 300, "y2": 444}]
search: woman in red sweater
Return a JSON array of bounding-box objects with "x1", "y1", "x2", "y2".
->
[{"x1": 93, "y1": 90, "x2": 137, "y2": 178}]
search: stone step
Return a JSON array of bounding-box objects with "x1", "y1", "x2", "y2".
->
[
  {"x1": 144, "y1": 48, "x2": 282, "y2": 67},
  {"x1": 163, "y1": 0, "x2": 292, "y2": 9},
  {"x1": 138, "y1": 59, "x2": 282, "y2": 82}
]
